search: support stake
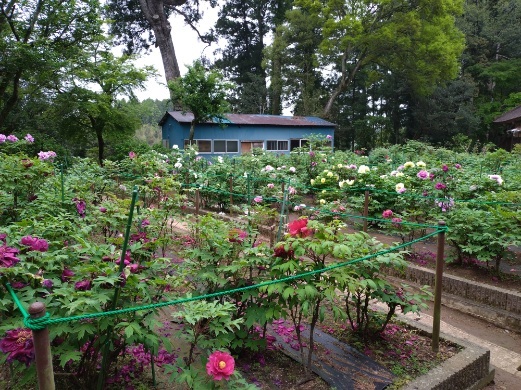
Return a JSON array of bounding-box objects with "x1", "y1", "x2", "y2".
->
[
  {"x1": 432, "y1": 220, "x2": 446, "y2": 352},
  {"x1": 229, "y1": 175, "x2": 233, "y2": 215},
  {"x1": 363, "y1": 190, "x2": 370, "y2": 232},
  {"x1": 29, "y1": 302, "x2": 55, "y2": 390}
]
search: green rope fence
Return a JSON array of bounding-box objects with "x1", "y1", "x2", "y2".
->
[{"x1": 6, "y1": 228, "x2": 444, "y2": 331}]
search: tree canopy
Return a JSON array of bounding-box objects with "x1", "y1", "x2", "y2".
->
[{"x1": 168, "y1": 60, "x2": 232, "y2": 141}]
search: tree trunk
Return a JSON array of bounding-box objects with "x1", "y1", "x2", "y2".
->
[
  {"x1": 138, "y1": 0, "x2": 181, "y2": 91},
  {"x1": 322, "y1": 51, "x2": 366, "y2": 118},
  {"x1": 0, "y1": 70, "x2": 21, "y2": 129},
  {"x1": 188, "y1": 120, "x2": 195, "y2": 141},
  {"x1": 96, "y1": 128, "x2": 105, "y2": 167}
]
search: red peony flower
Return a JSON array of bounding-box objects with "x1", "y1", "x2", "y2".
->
[
  {"x1": 274, "y1": 243, "x2": 294, "y2": 259},
  {"x1": 0, "y1": 328, "x2": 34, "y2": 366},
  {"x1": 0, "y1": 244, "x2": 20, "y2": 268},
  {"x1": 206, "y1": 351, "x2": 235, "y2": 381},
  {"x1": 288, "y1": 218, "x2": 312, "y2": 238}
]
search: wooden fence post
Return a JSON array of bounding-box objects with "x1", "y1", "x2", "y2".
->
[
  {"x1": 432, "y1": 221, "x2": 446, "y2": 352},
  {"x1": 29, "y1": 302, "x2": 55, "y2": 390}
]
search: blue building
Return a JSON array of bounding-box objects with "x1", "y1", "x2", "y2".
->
[{"x1": 158, "y1": 111, "x2": 335, "y2": 156}]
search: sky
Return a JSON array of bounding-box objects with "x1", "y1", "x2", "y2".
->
[{"x1": 133, "y1": 7, "x2": 218, "y2": 102}]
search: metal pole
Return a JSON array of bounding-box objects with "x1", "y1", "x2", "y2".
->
[
  {"x1": 60, "y1": 164, "x2": 64, "y2": 204},
  {"x1": 229, "y1": 175, "x2": 233, "y2": 215},
  {"x1": 29, "y1": 302, "x2": 55, "y2": 390},
  {"x1": 98, "y1": 187, "x2": 138, "y2": 389},
  {"x1": 363, "y1": 190, "x2": 370, "y2": 233},
  {"x1": 432, "y1": 220, "x2": 446, "y2": 352},
  {"x1": 195, "y1": 188, "x2": 200, "y2": 216}
]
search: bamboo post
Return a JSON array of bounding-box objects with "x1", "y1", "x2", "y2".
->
[
  {"x1": 432, "y1": 220, "x2": 446, "y2": 352},
  {"x1": 363, "y1": 190, "x2": 370, "y2": 232},
  {"x1": 29, "y1": 302, "x2": 55, "y2": 390}
]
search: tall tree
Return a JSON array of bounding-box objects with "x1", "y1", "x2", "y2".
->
[
  {"x1": 213, "y1": 0, "x2": 291, "y2": 114},
  {"x1": 168, "y1": 60, "x2": 232, "y2": 141},
  {"x1": 106, "y1": 0, "x2": 216, "y2": 89},
  {"x1": 457, "y1": 0, "x2": 521, "y2": 145},
  {"x1": 266, "y1": 5, "x2": 324, "y2": 116},
  {"x1": 0, "y1": 0, "x2": 103, "y2": 128},
  {"x1": 49, "y1": 45, "x2": 153, "y2": 164},
  {"x1": 272, "y1": 0, "x2": 465, "y2": 119}
]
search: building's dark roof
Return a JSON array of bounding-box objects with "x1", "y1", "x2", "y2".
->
[
  {"x1": 158, "y1": 111, "x2": 336, "y2": 127},
  {"x1": 493, "y1": 105, "x2": 521, "y2": 123}
]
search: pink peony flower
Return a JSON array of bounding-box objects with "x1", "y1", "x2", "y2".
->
[
  {"x1": 0, "y1": 328, "x2": 34, "y2": 366},
  {"x1": 391, "y1": 217, "x2": 402, "y2": 227},
  {"x1": 72, "y1": 198, "x2": 86, "y2": 218},
  {"x1": 7, "y1": 134, "x2": 18, "y2": 142},
  {"x1": 24, "y1": 134, "x2": 34, "y2": 143},
  {"x1": 435, "y1": 182, "x2": 447, "y2": 190},
  {"x1": 416, "y1": 170, "x2": 429, "y2": 180},
  {"x1": 37, "y1": 151, "x2": 57, "y2": 162},
  {"x1": 0, "y1": 245, "x2": 20, "y2": 268},
  {"x1": 442, "y1": 164, "x2": 449, "y2": 172},
  {"x1": 267, "y1": 183, "x2": 275, "y2": 189},
  {"x1": 20, "y1": 236, "x2": 48, "y2": 252},
  {"x1": 382, "y1": 209, "x2": 393, "y2": 218},
  {"x1": 42, "y1": 279, "x2": 53, "y2": 289},
  {"x1": 0, "y1": 134, "x2": 5, "y2": 143},
  {"x1": 99, "y1": 207, "x2": 107, "y2": 213},
  {"x1": 228, "y1": 228, "x2": 247, "y2": 243},
  {"x1": 129, "y1": 151, "x2": 136, "y2": 159},
  {"x1": 206, "y1": 351, "x2": 235, "y2": 381},
  {"x1": 253, "y1": 196, "x2": 263, "y2": 203},
  {"x1": 288, "y1": 218, "x2": 312, "y2": 238}
]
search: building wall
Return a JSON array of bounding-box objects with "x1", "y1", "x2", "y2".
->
[{"x1": 161, "y1": 117, "x2": 334, "y2": 156}]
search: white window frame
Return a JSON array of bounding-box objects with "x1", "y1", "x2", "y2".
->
[
  {"x1": 290, "y1": 138, "x2": 309, "y2": 151},
  {"x1": 213, "y1": 139, "x2": 239, "y2": 154},
  {"x1": 184, "y1": 139, "x2": 212, "y2": 154},
  {"x1": 266, "y1": 140, "x2": 289, "y2": 151}
]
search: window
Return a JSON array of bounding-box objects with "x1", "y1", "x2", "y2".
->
[
  {"x1": 266, "y1": 140, "x2": 289, "y2": 151},
  {"x1": 162, "y1": 139, "x2": 170, "y2": 149},
  {"x1": 290, "y1": 139, "x2": 308, "y2": 151},
  {"x1": 214, "y1": 140, "x2": 239, "y2": 153},
  {"x1": 184, "y1": 139, "x2": 212, "y2": 153}
]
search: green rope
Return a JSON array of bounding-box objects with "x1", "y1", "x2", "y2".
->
[{"x1": 10, "y1": 229, "x2": 443, "y2": 331}]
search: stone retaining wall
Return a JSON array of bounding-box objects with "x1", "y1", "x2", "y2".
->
[
  {"x1": 385, "y1": 263, "x2": 521, "y2": 332},
  {"x1": 401, "y1": 318, "x2": 494, "y2": 390}
]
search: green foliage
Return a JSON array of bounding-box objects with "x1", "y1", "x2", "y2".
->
[{"x1": 168, "y1": 60, "x2": 233, "y2": 141}]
